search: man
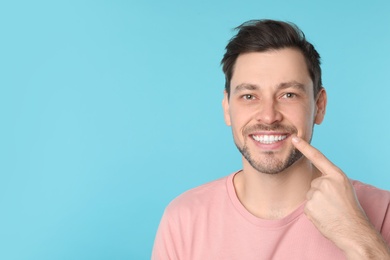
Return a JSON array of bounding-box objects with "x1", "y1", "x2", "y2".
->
[{"x1": 152, "y1": 19, "x2": 390, "y2": 259}]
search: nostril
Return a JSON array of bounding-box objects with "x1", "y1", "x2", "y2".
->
[{"x1": 255, "y1": 106, "x2": 282, "y2": 124}]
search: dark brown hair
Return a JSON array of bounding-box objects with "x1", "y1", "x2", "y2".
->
[{"x1": 221, "y1": 19, "x2": 322, "y2": 98}]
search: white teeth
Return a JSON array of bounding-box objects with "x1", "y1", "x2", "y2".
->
[{"x1": 252, "y1": 135, "x2": 287, "y2": 144}]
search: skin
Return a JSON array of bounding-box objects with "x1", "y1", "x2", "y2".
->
[
  {"x1": 222, "y1": 48, "x2": 390, "y2": 258},
  {"x1": 292, "y1": 136, "x2": 390, "y2": 259}
]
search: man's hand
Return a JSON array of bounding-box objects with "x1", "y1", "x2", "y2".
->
[{"x1": 292, "y1": 136, "x2": 390, "y2": 259}]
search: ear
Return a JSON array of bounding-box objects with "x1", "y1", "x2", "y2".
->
[
  {"x1": 314, "y1": 88, "x2": 327, "y2": 125},
  {"x1": 222, "y1": 91, "x2": 231, "y2": 126}
]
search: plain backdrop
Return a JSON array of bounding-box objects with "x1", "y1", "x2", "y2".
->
[{"x1": 1, "y1": 0, "x2": 389, "y2": 259}]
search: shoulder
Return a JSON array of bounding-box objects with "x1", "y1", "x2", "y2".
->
[
  {"x1": 352, "y1": 180, "x2": 390, "y2": 204},
  {"x1": 168, "y1": 175, "x2": 228, "y2": 209},
  {"x1": 352, "y1": 180, "x2": 390, "y2": 237},
  {"x1": 164, "y1": 174, "x2": 232, "y2": 219}
]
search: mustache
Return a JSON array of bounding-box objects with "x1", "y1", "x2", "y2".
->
[{"x1": 243, "y1": 123, "x2": 298, "y2": 135}]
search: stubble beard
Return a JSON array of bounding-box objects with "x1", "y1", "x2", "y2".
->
[
  {"x1": 234, "y1": 123, "x2": 304, "y2": 175},
  {"x1": 236, "y1": 142, "x2": 303, "y2": 174}
]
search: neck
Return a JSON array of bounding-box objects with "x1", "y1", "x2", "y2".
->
[{"x1": 234, "y1": 157, "x2": 321, "y2": 219}]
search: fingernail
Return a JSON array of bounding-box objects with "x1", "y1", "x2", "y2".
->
[{"x1": 292, "y1": 136, "x2": 300, "y2": 143}]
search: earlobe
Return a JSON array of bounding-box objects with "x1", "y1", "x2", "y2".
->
[
  {"x1": 314, "y1": 88, "x2": 327, "y2": 125},
  {"x1": 222, "y1": 91, "x2": 232, "y2": 126}
]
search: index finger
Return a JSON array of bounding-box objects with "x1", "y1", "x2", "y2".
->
[{"x1": 291, "y1": 135, "x2": 341, "y2": 176}]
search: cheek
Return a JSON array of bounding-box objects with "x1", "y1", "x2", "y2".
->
[
  {"x1": 299, "y1": 122, "x2": 314, "y2": 139},
  {"x1": 284, "y1": 109, "x2": 315, "y2": 138},
  {"x1": 229, "y1": 108, "x2": 252, "y2": 133},
  {"x1": 228, "y1": 106, "x2": 242, "y2": 123}
]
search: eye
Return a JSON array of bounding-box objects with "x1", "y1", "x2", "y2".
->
[
  {"x1": 282, "y1": 92, "x2": 297, "y2": 99},
  {"x1": 242, "y1": 94, "x2": 255, "y2": 100}
]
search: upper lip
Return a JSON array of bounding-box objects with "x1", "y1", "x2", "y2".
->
[{"x1": 250, "y1": 132, "x2": 290, "y2": 136}]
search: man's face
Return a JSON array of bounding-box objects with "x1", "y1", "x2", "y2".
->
[{"x1": 222, "y1": 48, "x2": 326, "y2": 174}]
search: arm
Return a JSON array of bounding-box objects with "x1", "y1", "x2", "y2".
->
[
  {"x1": 152, "y1": 210, "x2": 180, "y2": 260},
  {"x1": 292, "y1": 136, "x2": 390, "y2": 259}
]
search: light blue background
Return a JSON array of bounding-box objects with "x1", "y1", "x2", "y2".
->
[{"x1": 1, "y1": 0, "x2": 389, "y2": 259}]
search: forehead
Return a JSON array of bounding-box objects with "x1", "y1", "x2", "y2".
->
[{"x1": 231, "y1": 48, "x2": 312, "y2": 91}]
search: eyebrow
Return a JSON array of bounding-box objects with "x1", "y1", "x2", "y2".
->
[
  {"x1": 233, "y1": 83, "x2": 260, "y2": 94},
  {"x1": 277, "y1": 81, "x2": 307, "y2": 92},
  {"x1": 233, "y1": 81, "x2": 307, "y2": 94}
]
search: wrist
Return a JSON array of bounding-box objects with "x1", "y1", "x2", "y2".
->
[{"x1": 339, "y1": 220, "x2": 390, "y2": 259}]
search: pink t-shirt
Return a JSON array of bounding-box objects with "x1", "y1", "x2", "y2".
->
[{"x1": 152, "y1": 173, "x2": 390, "y2": 259}]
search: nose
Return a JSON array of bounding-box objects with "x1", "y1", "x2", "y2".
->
[{"x1": 255, "y1": 99, "x2": 283, "y2": 125}]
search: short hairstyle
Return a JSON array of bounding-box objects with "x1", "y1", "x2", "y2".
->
[{"x1": 221, "y1": 19, "x2": 322, "y2": 98}]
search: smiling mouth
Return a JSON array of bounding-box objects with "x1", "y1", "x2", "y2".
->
[{"x1": 251, "y1": 134, "x2": 288, "y2": 144}]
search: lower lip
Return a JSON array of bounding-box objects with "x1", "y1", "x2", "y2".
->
[{"x1": 250, "y1": 135, "x2": 290, "y2": 150}]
